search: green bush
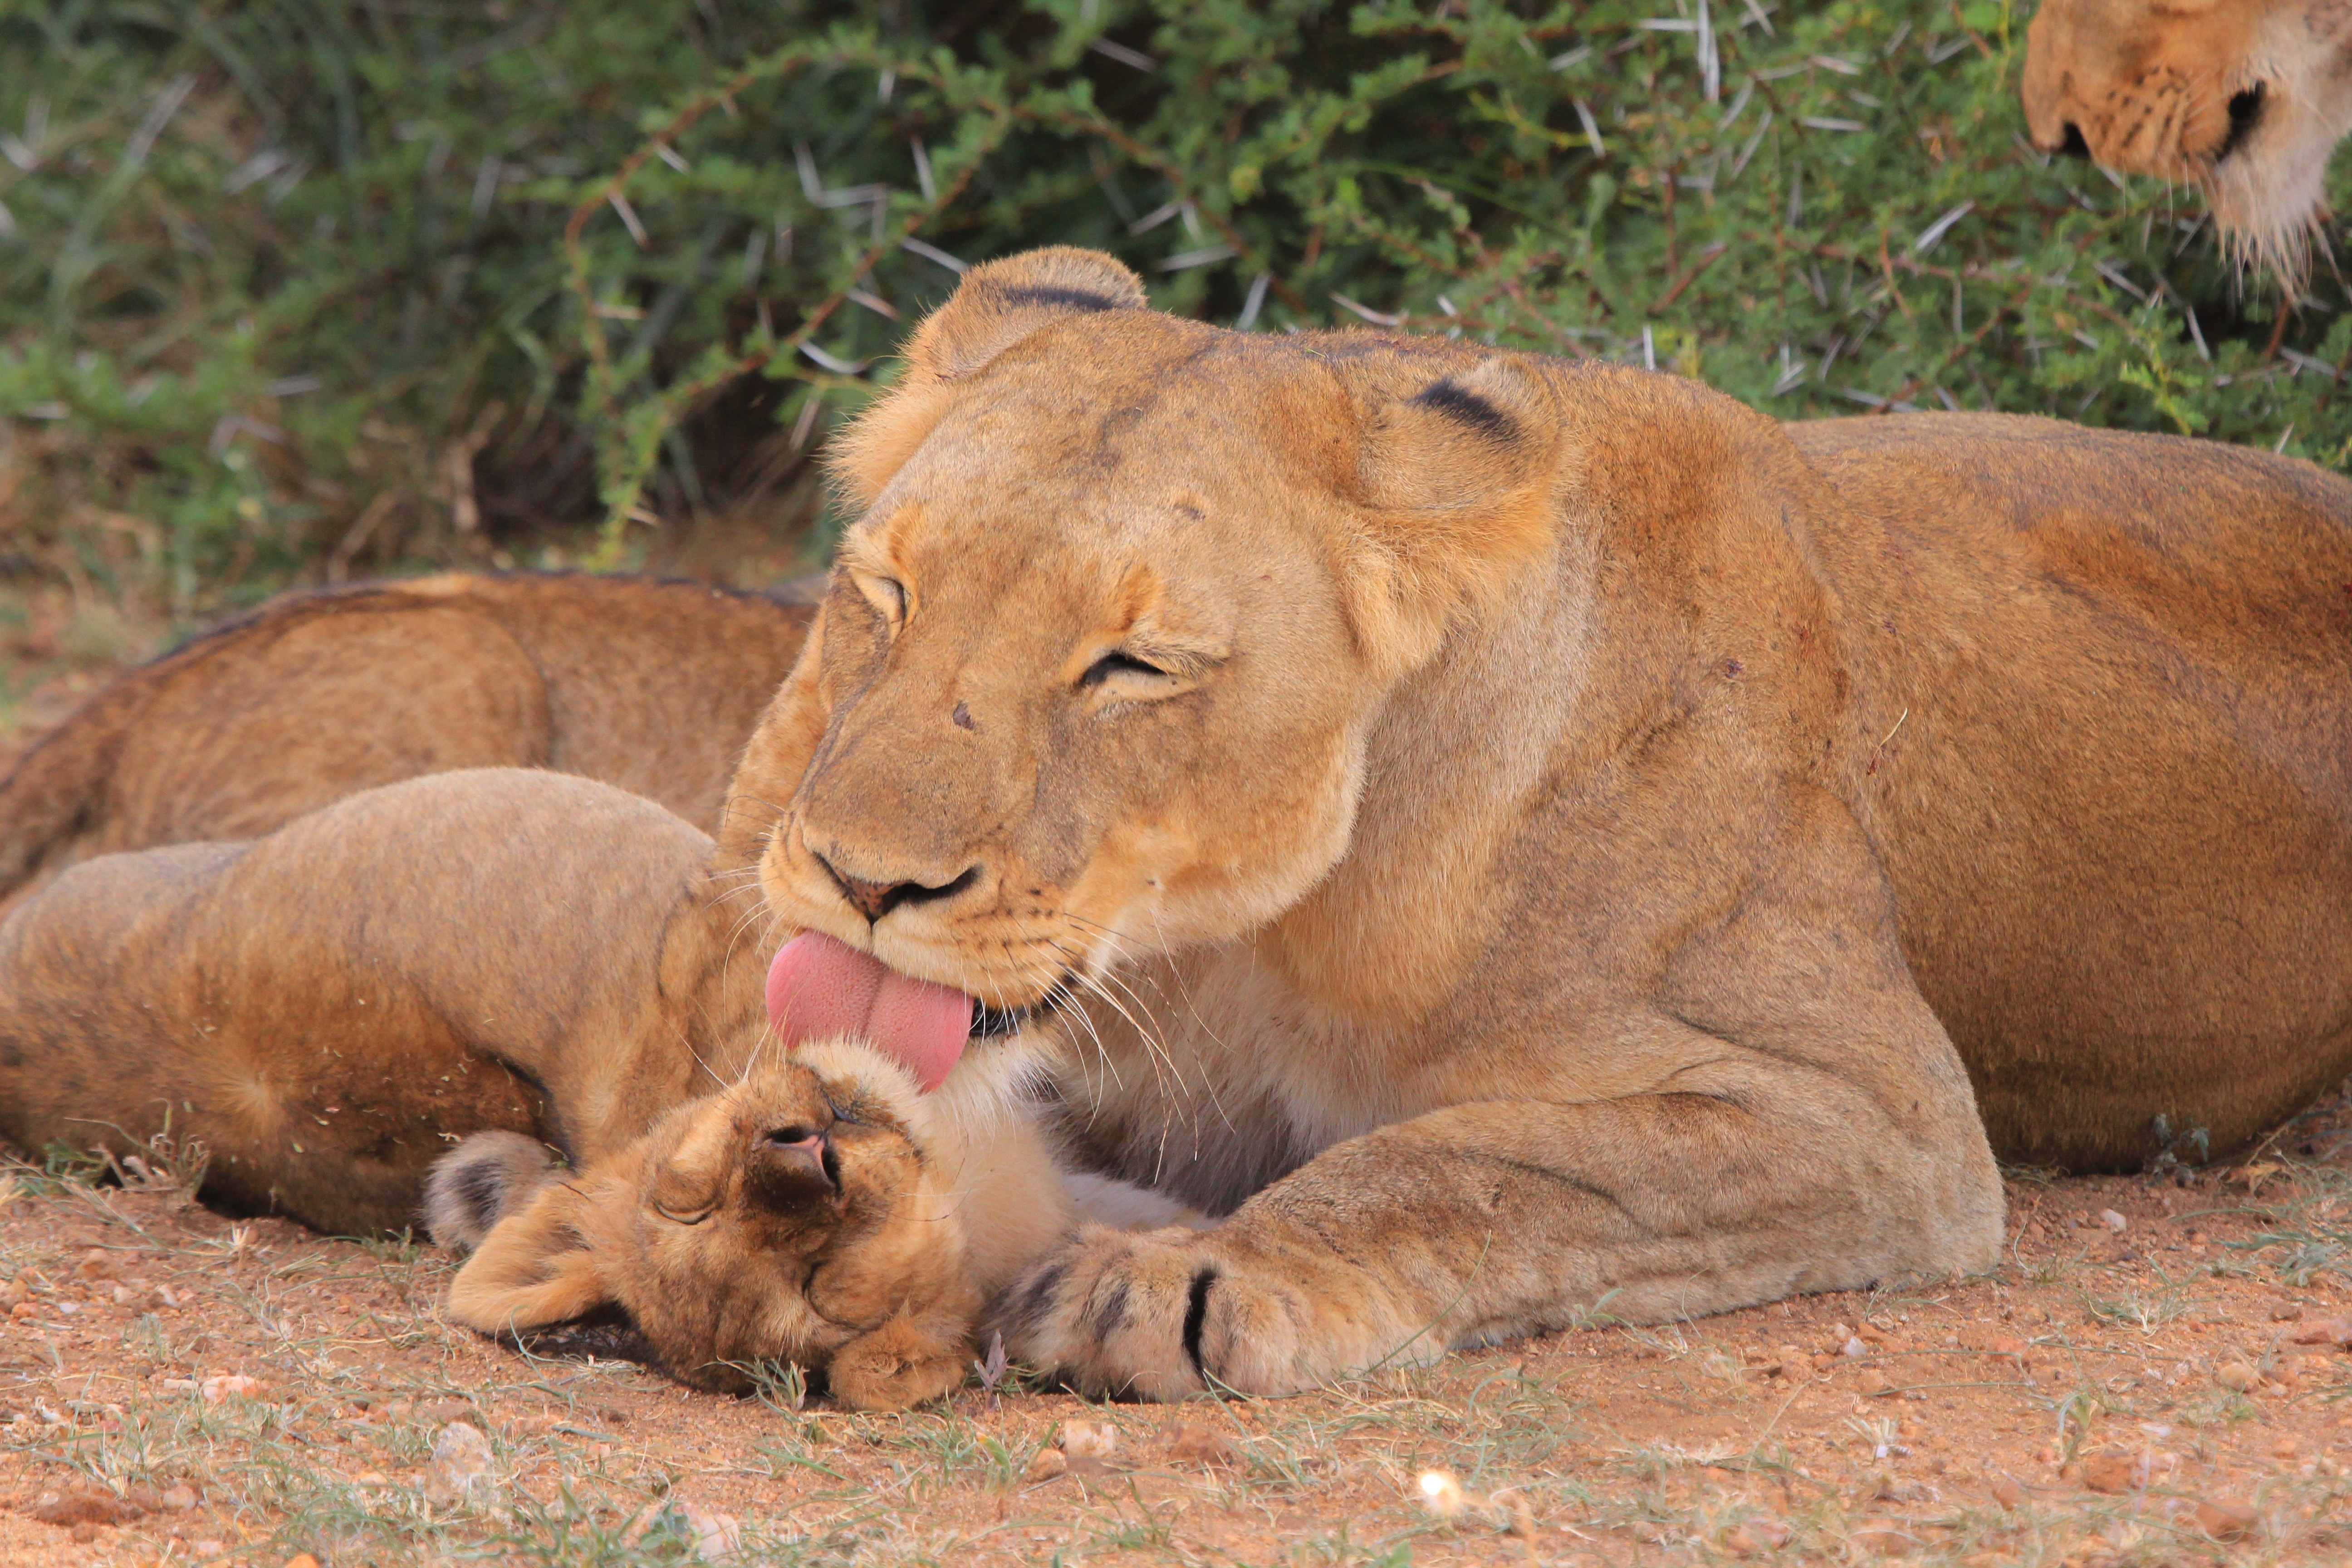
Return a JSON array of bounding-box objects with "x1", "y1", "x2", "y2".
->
[{"x1": 2, "y1": 0, "x2": 2346, "y2": 615}]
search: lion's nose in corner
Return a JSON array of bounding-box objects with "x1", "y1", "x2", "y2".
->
[{"x1": 814, "y1": 851, "x2": 979, "y2": 924}]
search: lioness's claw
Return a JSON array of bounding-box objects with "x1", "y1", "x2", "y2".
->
[
  {"x1": 1000, "y1": 1226, "x2": 1210, "y2": 1400},
  {"x1": 997, "y1": 1225, "x2": 1397, "y2": 1400}
]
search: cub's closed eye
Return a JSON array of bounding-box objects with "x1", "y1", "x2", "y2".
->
[
  {"x1": 1081, "y1": 651, "x2": 1168, "y2": 688},
  {"x1": 854, "y1": 573, "x2": 908, "y2": 624}
]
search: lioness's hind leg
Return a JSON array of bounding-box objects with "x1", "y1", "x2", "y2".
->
[{"x1": 424, "y1": 1132, "x2": 560, "y2": 1250}]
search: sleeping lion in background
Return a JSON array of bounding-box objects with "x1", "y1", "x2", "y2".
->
[
  {"x1": 0, "y1": 769, "x2": 1191, "y2": 1407},
  {"x1": 0, "y1": 571, "x2": 816, "y2": 922}
]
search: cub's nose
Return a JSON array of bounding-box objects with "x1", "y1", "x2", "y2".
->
[
  {"x1": 815, "y1": 851, "x2": 979, "y2": 923},
  {"x1": 750, "y1": 1125, "x2": 838, "y2": 1205}
]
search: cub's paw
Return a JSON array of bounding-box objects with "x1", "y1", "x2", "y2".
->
[
  {"x1": 994, "y1": 1225, "x2": 1394, "y2": 1400},
  {"x1": 827, "y1": 1317, "x2": 970, "y2": 1411}
]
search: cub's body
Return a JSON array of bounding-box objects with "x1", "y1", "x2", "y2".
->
[
  {"x1": 0, "y1": 769, "x2": 742, "y2": 1230},
  {"x1": 0, "y1": 770, "x2": 1079, "y2": 1403}
]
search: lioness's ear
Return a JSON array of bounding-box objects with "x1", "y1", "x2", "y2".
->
[
  {"x1": 1341, "y1": 354, "x2": 1568, "y2": 675},
  {"x1": 831, "y1": 246, "x2": 1147, "y2": 506},
  {"x1": 906, "y1": 246, "x2": 1147, "y2": 383},
  {"x1": 444, "y1": 1171, "x2": 625, "y2": 1333}
]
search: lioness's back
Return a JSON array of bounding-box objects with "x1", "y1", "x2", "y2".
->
[{"x1": 1789, "y1": 412, "x2": 2352, "y2": 1166}]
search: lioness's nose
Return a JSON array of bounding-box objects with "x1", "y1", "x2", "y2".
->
[{"x1": 816, "y1": 852, "x2": 978, "y2": 924}]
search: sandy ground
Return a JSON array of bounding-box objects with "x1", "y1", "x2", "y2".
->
[
  {"x1": 0, "y1": 1153, "x2": 2347, "y2": 1566},
  {"x1": 2, "y1": 590, "x2": 2349, "y2": 1566}
]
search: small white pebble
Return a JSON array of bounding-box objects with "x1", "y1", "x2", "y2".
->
[
  {"x1": 2099, "y1": 1209, "x2": 2128, "y2": 1233},
  {"x1": 1057, "y1": 1418, "x2": 1118, "y2": 1460}
]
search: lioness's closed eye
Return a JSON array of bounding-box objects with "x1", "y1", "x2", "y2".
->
[{"x1": 431, "y1": 1039, "x2": 1035, "y2": 1410}]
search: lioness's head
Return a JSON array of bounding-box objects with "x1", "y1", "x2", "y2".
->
[
  {"x1": 729, "y1": 245, "x2": 1580, "y2": 1053},
  {"x1": 2021, "y1": 0, "x2": 2352, "y2": 281},
  {"x1": 431, "y1": 1041, "x2": 977, "y2": 1408},
  {"x1": 734, "y1": 247, "x2": 1569, "y2": 1068}
]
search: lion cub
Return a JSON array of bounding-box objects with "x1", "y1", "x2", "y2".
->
[{"x1": 0, "y1": 769, "x2": 1072, "y2": 1406}]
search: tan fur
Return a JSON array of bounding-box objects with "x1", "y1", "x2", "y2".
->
[
  {"x1": 0, "y1": 769, "x2": 1068, "y2": 1406},
  {"x1": 2023, "y1": 0, "x2": 2352, "y2": 281},
  {"x1": 0, "y1": 572, "x2": 816, "y2": 921},
  {"x1": 720, "y1": 248, "x2": 2352, "y2": 1399}
]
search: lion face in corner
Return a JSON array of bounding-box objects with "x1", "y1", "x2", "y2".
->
[
  {"x1": 437, "y1": 1042, "x2": 978, "y2": 1406},
  {"x1": 735, "y1": 248, "x2": 1568, "y2": 1035},
  {"x1": 2022, "y1": 0, "x2": 2352, "y2": 279}
]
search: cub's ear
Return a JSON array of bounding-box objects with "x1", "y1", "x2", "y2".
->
[
  {"x1": 422, "y1": 1131, "x2": 560, "y2": 1251},
  {"x1": 643, "y1": 1098, "x2": 734, "y2": 1224},
  {"x1": 444, "y1": 1169, "x2": 627, "y2": 1334},
  {"x1": 1339, "y1": 353, "x2": 1568, "y2": 676},
  {"x1": 831, "y1": 246, "x2": 1147, "y2": 506}
]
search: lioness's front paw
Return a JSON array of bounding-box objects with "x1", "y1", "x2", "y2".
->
[{"x1": 994, "y1": 1225, "x2": 1399, "y2": 1399}]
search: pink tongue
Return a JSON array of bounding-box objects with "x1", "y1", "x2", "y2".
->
[{"x1": 765, "y1": 932, "x2": 975, "y2": 1092}]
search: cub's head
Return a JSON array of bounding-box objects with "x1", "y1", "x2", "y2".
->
[
  {"x1": 730, "y1": 246, "x2": 1570, "y2": 1050},
  {"x1": 429, "y1": 1041, "x2": 977, "y2": 1410},
  {"x1": 2022, "y1": 0, "x2": 2352, "y2": 281}
]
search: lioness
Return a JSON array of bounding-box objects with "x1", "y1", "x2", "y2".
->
[
  {"x1": 0, "y1": 572, "x2": 815, "y2": 921},
  {"x1": 2022, "y1": 0, "x2": 2352, "y2": 279},
  {"x1": 0, "y1": 769, "x2": 1083, "y2": 1406},
  {"x1": 716, "y1": 246, "x2": 2352, "y2": 1400}
]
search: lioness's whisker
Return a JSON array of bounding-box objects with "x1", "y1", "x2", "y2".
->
[
  {"x1": 1048, "y1": 915, "x2": 1233, "y2": 1137},
  {"x1": 1032, "y1": 947, "x2": 1124, "y2": 1102},
  {"x1": 1037, "y1": 935, "x2": 1186, "y2": 1120},
  {"x1": 715, "y1": 793, "x2": 794, "y2": 827},
  {"x1": 1054, "y1": 942, "x2": 1181, "y2": 1092},
  {"x1": 1133, "y1": 906, "x2": 1243, "y2": 1137},
  {"x1": 714, "y1": 879, "x2": 793, "y2": 988}
]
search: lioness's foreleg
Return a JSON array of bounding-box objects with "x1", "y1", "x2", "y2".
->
[{"x1": 999, "y1": 1075, "x2": 2000, "y2": 1399}]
